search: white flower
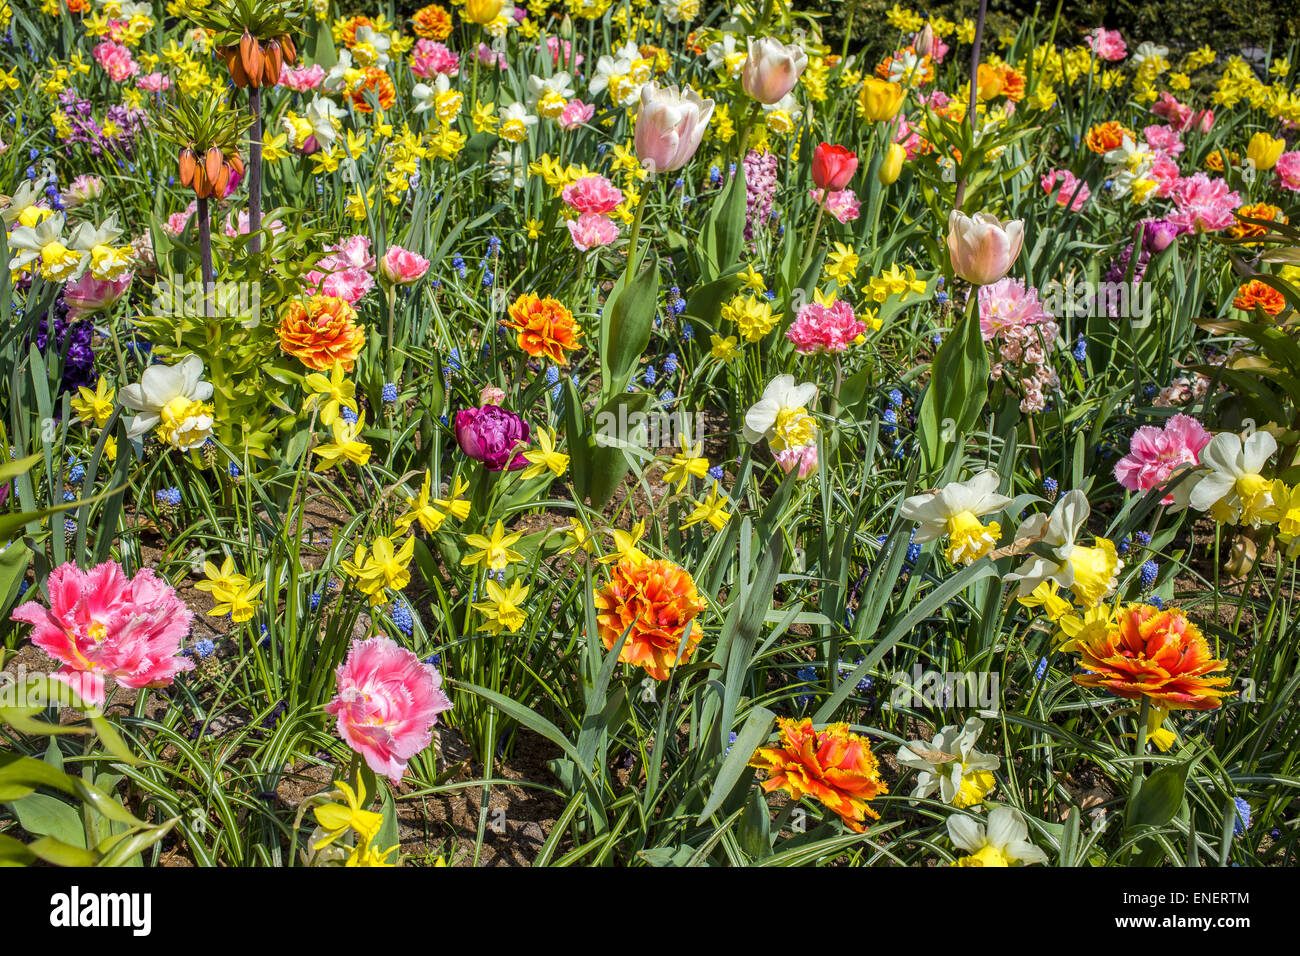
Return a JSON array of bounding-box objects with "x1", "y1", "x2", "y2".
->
[
  {"x1": 1005, "y1": 490, "x2": 1123, "y2": 606},
  {"x1": 743, "y1": 375, "x2": 819, "y2": 451},
  {"x1": 118, "y1": 354, "x2": 215, "y2": 450},
  {"x1": 6, "y1": 212, "x2": 66, "y2": 272},
  {"x1": 947, "y1": 806, "x2": 1048, "y2": 866},
  {"x1": 900, "y1": 470, "x2": 1011, "y2": 565},
  {"x1": 528, "y1": 71, "x2": 574, "y2": 103},
  {"x1": 305, "y1": 96, "x2": 346, "y2": 150},
  {"x1": 1130, "y1": 42, "x2": 1169, "y2": 71},
  {"x1": 488, "y1": 147, "x2": 527, "y2": 189},
  {"x1": 350, "y1": 25, "x2": 391, "y2": 69},
  {"x1": 897, "y1": 717, "x2": 1001, "y2": 806},
  {"x1": 1, "y1": 175, "x2": 49, "y2": 228},
  {"x1": 1173, "y1": 429, "x2": 1277, "y2": 525},
  {"x1": 705, "y1": 34, "x2": 745, "y2": 78}
]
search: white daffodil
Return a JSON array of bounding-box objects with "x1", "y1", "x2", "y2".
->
[
  {"x1": 350, "y1": 25, "x2": 391, "y2": 69},
  {"x1": 705, "y1": 33, "x2": 745, "y2": 79},
  {"x1": 897, "y1": 717, "x2": 1002, "y2": 807},
  {"x1": 497, "y1": 102, "x2": 538, "y2": 143},
  {"x1": 412, "y1": 75, "x2": 461, "y2": 122},
  {"x1": 761, "y1": 93, "x2": 803, "y2": 133},
  {"x1": 901, "y1": 470, "x2": 1012, "y2": 565},
  {"x1": 488, "y1": 147, "x2": 527, "y2": 189},
  {"x1": 2, "y1": 175, "x2": 49, "y2": 228},
  {"x1": 947, "y1": 806, "x2": 1048, "y2": 866},
  {"x1": 1173, "y1": 429, "x2": 1277, "y2": 526},
  {"x1": 305, "y1": 96, "x2": 347, "y2": 151},
  {"x1": 68, "y1": 215, "x2": 131, "y2": 280},
  {"x1": 322, "y1": 50, "x2": 363, "y2": 95},
  {"x1": 118, "y1": 354, "x2": 215, "y2": 451},
  {"x1": 7, "y1": 212, "x2": 81, "y2": 280},
  {"x1": 1005, "y1": 489, "x2": 1123, "y2": 607},
  {"x1": 743, "y1": 375, "x2": 819, "y2": 451}
]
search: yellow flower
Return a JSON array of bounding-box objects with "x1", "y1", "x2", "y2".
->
[
  {"x1": 557, "y1": 517, "x2": 596, "y2": 555},
  {"x1": 196, "y1": 555, "x2": 248, "y2": 600},
  {"x1": 709, "y1": 334, "x2": 739, "y2": 362},
  {"x1": 313, "y1": 414, "x2": 371, "y2": 471},
  {"x1": 824, "y1": 242, "x2": 860, "y2": 286},
  {"x1": 313, "y1": 776, "x2": 383, "y2": 858},
  {"x1": 396, "y1": 471, "x2": 448, "y2": 535},
  {"x1": 302, "y1": 361, "x2": 357, "y2": 427},
  {"x1": 1017, "y1": 580, "x2": 1072, "y2": 623},
  {"x1": 520, "y1": 428, "x2": 569, "y2": 480},
  {"x1": 211, "y1": 579, "x2": 266, "y2": 623},
  {"x1": 341, "y1": 534, "x2": 415, "y2": 605},
  {"x1": 1246, "y1": 131, "x2": 1285, "y2": 171},
  {"x1": 473, "y1": 578, "x2": 530, "y2": 634},
  {"x1": 662, "y1": 434, "x2": 710, "y2": 492},
  {"x1": 72, "y1": 377, "x2": 115, "y2": 427},
  {"x1": 681, "y1": 482, "x2": 731, "y2": 532},
  {"x1": 462, "y1": 520, "x2": 524, "y2": 570},
  {"x1": 738, "y1": 263, "x2": 766, "y2": 294},
  {"x1": 432, "y1": 475, "x2": 471, "y2": 523},
  {"x1": 524, "y1": 218, "x2": 543, "y2": 239},
  {"x1": 721, "y1": 294, "x2": 780, "y2": 343},
  {"x1": 598, "y1": 520, "x2": 648, "y2": 565}
]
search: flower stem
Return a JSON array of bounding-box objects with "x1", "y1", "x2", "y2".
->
[{"x1": 249, "y1": 85, "x2": 263, "y2": 256}]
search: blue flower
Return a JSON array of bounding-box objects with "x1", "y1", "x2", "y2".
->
[
  {"x1": 1141, "y1": 559, "x2": 1158, "y2": 589},
  {"x1": 1035, "y1": 657, "x2": 1049, "y2": 680},
  {"x1": 707, "y1": 464, "x2": 724, "y2": 481},
  {"x1": 382, "y1": 382, "x2": 399, "y2": 403},
  {"x1": 194, "y1": 638, "x2": 215, "y2": 660},
  {"x1": 663, "y1": 353, "x2": 679, "y2": 375},
  {"x1": 1042, "y1": 476, "x2": 1059, "y2": 501},
  {"x1": 1072, "y1": 335, "x2": 1087, "y2": 362},
  {"x1": 155, "y1": 487, "x2": 182, "y2": 506},
  {"x1": 390, "y1": 598, "x2": 414, "y2": 636},
  {"x1": 341, "y1": 407, "x2": 358, "y2": 425},
  {"x1": 1233, "y1": 797, "x2": 1252, "y2": 836},
  {"x1": 643, "y1": 365, "x2": 657, "y2": 385}
]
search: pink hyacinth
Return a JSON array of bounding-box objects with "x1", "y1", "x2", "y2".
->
[
  {"x1": 1167, "y1": 173, "x2": 1241, "y2": 234},
  {"x1": 410, "y1": 39, "x2": 459, "y2": 79},
  {"x1": 566, "y1": 212, "x2": 619, "y2": 251},
  {"x1": 1275, "y1": 152, "x2": 1300, "y2": 192},
  {"x1": 1040, "y1": 169, "x2": 1090, "y2": 211},
  {"x1": 63, "y1": 271, "x2": 133, "y2": 320},
  {"x1": 1114, "y1": 414, "x2": 1211, "y2": 503},
  {"x1": 93, "y1": 40, "x2": 139, "y2": 83},
  {"x1": 279, "y1": 63, "x2": 326, "y2": 91},
  {"x1": 379, "y1": 244, "x2": 431, "y2": 285},
  {"x1": 786, "y1": 299, "x2": 866, "y2": 354},
  {"x1": 558, "y1": 99, "x2": 595, "y2": 130},
  {"x1": 561, "y1": 174, "x2": 623, "y2": 214},
  {"x1": 808, "y1": 187, "x2": 861, "y2": 223},
  {"x1": 325, "y1": 636, "x2": 452, "y2": 784},
  {"x1": 11, "y1": 562, "x2": 196, "y2": 707},
  {"x1": 1085, "y1": 27, "x2": 1127, "y2": 62}
]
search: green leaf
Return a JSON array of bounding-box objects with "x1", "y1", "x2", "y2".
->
[
  {"x1": 8, "y1": 793, "x2": 86, "y2": 848},
  {"x1": 599, "y1": 254, "x2": 659, "y2": 399},
  {"x1": 916, "y1": 299, "x2": 989, "y2": 469},
  {"x1": 697, "y1": 706, "x2": 775, "y2": 823},
  {"x1": 1127, "y1": 759, "x2": 1192, "y2": 830}
]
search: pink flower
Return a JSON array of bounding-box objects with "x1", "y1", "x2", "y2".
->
[
  {"x1": 379, "y1": 244, "x2": 430, "y2": 285},
  {"x1": 1148, "y1": 151, "x2": 1182, "y2": 197},
  {"x1": 63, "y1": 271, "x2": 133, "y2": 319},
  {"x1": 558, "y1": 99, "x2": 595, "y2": 130},
  {"x1": 808, "y1": 187, "x2": 861, "y2": 223},
  {"x1": 11, "y1": 562, "x2": 195, "y2": 707},
  {"x1": 304, "y1": 234, "x2": 377, "y2": 302},
  {"x1": 223, "y1": 210, "x2": 285, "y2": 238},
  {"x1": 1143, "y1": 124, "x2": 1184, "y2": 156},
  {"x1": 163, "y1": 200, "x2": 198, "y2": 237},
  {"x1": 544, "y1": 35, "x2": 582, "y2": 69},
  {"x1": 410, "y1": 39, "x2": 459, "y2": 78},
  {"x1": 477, "y1": 42, "x2": 507, "y2": 69},
  {"x1": 1191, "y1": 109, "x2": 1215, "y2": 134},
  {"x1": 774, "y1": 443, "x2": 818, "y2": 478},
  {"x1": 561, "y1": 174, "x2": 623, "y2": 214},
  {"x1": 566, "y1": 212, "x2": 619, "y2": 251},
  {"x1": 1151, "y1": 92, "x2": 1192, "y2": 131},
  {"x1": 786, "y1": 299, "x2": 866, "y2": 354},
  {"x1": 1086, "y1": 27, "x2": 1127, "y2": 61},
  {"x1": 1040, "y1": 169, "x2": 1090, "y2": 211},
  {"x1": 1275, "y1": 152, "x2": 1300, "y2": 192},
  {"x1": 977, "y1": 278, "x2": 1056, "y2": 341},
  {"x1": 279, "y1": 63, "x2": 326, "y2": 91},
  {"x1": 1114, "y1": 414, "x2": 1211, "y2": 503},
  {"x1": 1167, "y1": 173, "x2": 1241, "y2": 234},
  {"x1": 323, "y1": 234, "x2": 377, "y2": 273},
  {"x1": 93, "y1": 40, "x2": 139, "y2": 83},
  {"x1": 325, "y1": 636, "x2": 452, "y2": 784},
  {"x1": 136, "y1": 71, "x2": 171, "y2": 93}
]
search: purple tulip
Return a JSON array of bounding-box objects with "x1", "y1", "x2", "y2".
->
[{"x1": 454, "y1": 405, "x2": 530, "y2": 471}]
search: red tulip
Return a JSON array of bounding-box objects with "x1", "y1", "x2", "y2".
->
[{"x1": 812, "y1": 143, "x2": 858, "y2": 192}]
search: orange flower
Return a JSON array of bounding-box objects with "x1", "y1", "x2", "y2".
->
[
  {"x1": 278, "y1": 296, "x2": 366, "y2": 372},
  {"x1": 503, "y1": 293, "x2": 583, "y2": 365},
  {"x1": 1233, "y1": 279, "x2": 1287, "y2": 316},
  {"x1": 1073, "y1": 604, "x2": 1235, "y2": 710},
  {"x1": 1084, "y1": 121, "x2": 1133, "y2": 154},
  {"x1": 1204, "y1": 150, "x2": 1238, "y2": 172},
  {"x1": 338, "y1": 15, "x2": 373, "y2": 47},
  {"x1": 749, "y1": 718, "x2": 888, "y2": 833},
  {"x1": 1228, "y1": 202, "x2": 1286, "y2": 241},
  {"x1": 593, "y1": 558, "x2": 706, "y2": 680},
  {"x1": 411, "y1": 3, "x2": 453, "y2": 39},
  {"x1": 350, "y1": 68, "x2": 397, "y2": 113}
]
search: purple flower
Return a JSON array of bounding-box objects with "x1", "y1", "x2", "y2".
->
[{"x1": 454, "y1": 404, "x2": 530, "y2": 471}]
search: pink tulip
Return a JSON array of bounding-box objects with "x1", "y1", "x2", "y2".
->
[
  {"x1": 326, "y1": 636, "x2": 452, "y2": 783},
  {"x1": 740, "y1": 37, "x2": 807, "y2": 105},
  {"x1": 634, "y1": 81, "x2": 714, "y2": 174},
  {"x1": 946, "y1": 210, "x2": 1024, "y2": 285},
  {"x1": 63, "y1": 271, "x2": 133, "y2": 319},
  {"x1": 11, "y1": 562, "x2": 196, "y2": 707},
  {"x1": 561, "y1": 175, "x2": 623, "y2": 214},
  {"x1": 1085, "y1": 27, "x2": 1127, "y2": 61},
  {"x1": 1114, "y1": 414, "x2": 1211, "y2": 503},
  {"x1": 566, "y1": 212, "x2": 620, "y2": 251},
  {"x1": 379, "y1": 244, "x2": 431, "y2": 285}
]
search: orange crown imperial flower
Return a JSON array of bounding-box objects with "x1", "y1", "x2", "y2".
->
[
  {"x1": 593, "y1": 557, "x2": 706, "y2": 680},
  {"x1": 503, "y1": 293, "x2": 584, "y2": 366},
  {"x1": 278, "y1": 295, "x2": 366, "y2": 372},
  {"x1": 1072, "y1": 604, "x2": 1235, "y2": 710},
  {"x1": 749, "y1": 718, "x2": 888, "y2": 833}
]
